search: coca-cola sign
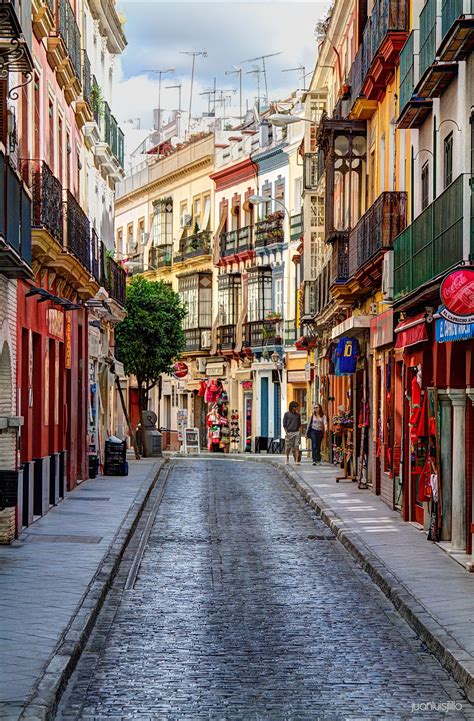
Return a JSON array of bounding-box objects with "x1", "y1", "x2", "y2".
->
[
  {"x1": 172, "y1": 361, "x2": 189, "y2": 379},
  {"x1": 439, "y1": 267, "x2": 474, "y2": 324}
]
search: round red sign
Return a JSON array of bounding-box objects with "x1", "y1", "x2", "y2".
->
[
  {"x1": 440, "y1": 268, "x2": 474, "y2": 318},
  {"x1": 172, "y1": 361, "x2": 188, "y2": 379}
]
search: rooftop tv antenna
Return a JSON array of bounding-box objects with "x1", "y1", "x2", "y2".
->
[
  {"x1": 246, "y1": 67, "x2": 263, "y2": 112},
  {"x1": 146, "y1": 67, "x2": 175, "y2": 133},
  {"x1": 282, "y1": 65, "x2": 306, "y2": 91},
  {"x1": 165, "y1": 83, "x2": 182, "y2": 113},
  {"x1": 180, "y1": 50, "x2": 208, "y2": 135},
  {"x1": 199, "y1": 77, "x2": 217, "y2": 116},
  {"x1": 225, "y1": 67, "x2": 243, "y2": 122},
  {"x1": 241, "y1": 51, "x2": 283, "y2": 105}
]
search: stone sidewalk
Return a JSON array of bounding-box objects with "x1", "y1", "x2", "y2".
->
[
  {"x1": 246, "y1": 453, "x2": 474, "y2": 702},
  {"x1": 0, "y1": 458, "x2": 164, "y2": 720}
]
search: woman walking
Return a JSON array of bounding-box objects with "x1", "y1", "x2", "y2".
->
[{"x1": 307, "y1": 404, "x2": 328, "y2": 466}]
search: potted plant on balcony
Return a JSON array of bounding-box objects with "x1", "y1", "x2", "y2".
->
[{"x1": 265, "y1": 311, "x2": 282, "y2": 323}]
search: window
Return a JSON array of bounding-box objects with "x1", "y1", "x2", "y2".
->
[
  {"x1": 274, "y1": 275, "x2": 283, "y2": 315},
  {"x1": 57, "y1": 114, "x2": 63, "y2": 184},
  {"x1": 202, "y1": 195, "x2": 211, "y2": 230},
  {"x1": 262, "y1": 182, "x2": 272, "y2": 219},
  {"x1": 193, "y1": 196, "x2": 201, "y2": 229},
  {"x1": 217, "y1": 273, "x2": 241, "y2": 325},
  {"x1": 66, "y1": 130, "x2": 71, "y2": 190},
  {"x1": 152, "y1": 197, "x2": 173, "y2": 245},
  {"x1": 33, "y1": 74, "x2": 41, "y2": 158},
  {"x1": 48, "y1": 99, "x2": 54, "y2": 171},
  {"x1": 76, "y1": 151, "x2": 81, "y2": 199},
  {"x1": 248, "y1": 268, "x2": 272, "y2": 322},
  {"x1": 310, "y1": 195, "x2": 324, "y2": 227},
  {"x1": 138, "y1": 218, "x2": 145, "y2": 250},
  {"x1": 127, "y1": 223, "x2": 134, "y2": 254},
  {"x1": 444, "y1": 132, "x2": 453, "y2": 189},
  {"x1": 179, "y1": 273, "x2": 212, "y2": 330},
  {"x1": 274, "y1": 177, "x2": 285, "y2": 207},
  {"x1": 116, "y1": 228, "x2": 123, "y2": 256},
  {"x1": 421, "y1": 162, "x2": 429, "y2": 211}
]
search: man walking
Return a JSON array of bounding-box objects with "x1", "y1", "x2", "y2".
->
[{"x1": 283, "y1": 401, "x2": 302, "y2": 465}]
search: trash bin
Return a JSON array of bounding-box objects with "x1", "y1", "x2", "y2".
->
[
  {"x1": 104, "y1": 437, "x2": 128, "y2": 476},
  {"x1": 88, "y1": 454, "x2": 99, "y2": 479}
]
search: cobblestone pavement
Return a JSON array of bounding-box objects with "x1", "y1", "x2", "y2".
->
[{"x1": 56, "y1": 459, "x2": 474, "y2": 721}]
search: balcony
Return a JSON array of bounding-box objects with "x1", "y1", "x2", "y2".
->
[
  {"x1": 183, "y1": 328, "x2": 211, "y2": 353},
  {"x1": 65, "y1": 190, "x2": 90, "y2": 271},
  {"x1": 353, "y1": 0, "x2": 408, "y2": 103},
  {"x1": 290, "y1": 212, "x2": 303, "y2": 242},
  {"x1": 0, "y1": 152, "x2": 33, "y2": 279},
  {"x1": 149, "y1": 244, "x2": 172, "y2": 269},
  {"x1": 22, "y1": 159, "x2": 63, "y2": 245},
  {"x1": 33, "y1": 0, "x2": 54, "y2": 40},
  {"x1": 397, "y1": 32, "x2": 433, "y2": 128},
  {"x1": 439, "y1": 0, "x2": 474, "y2": 61},
  {"x1": 220, "y1": 225, "x2": 253, "y2": 258},
  {"x1": 94, "y1": 101, "x2": 125, "y2": 181},
  {"x1": 303, "y1": 152, "x2": 324, "y2": 191},
  {"x1": 47, "y1": 0, "x2": 82, "y2": 103},
  {"x1": 91, "y1": 228, "x2": 100, "y2": 282},
  {"x1": 305, "y1": 263, "x2": 331, "y2": 318},
  {"x1": 348, "y1": 191, "x2": 407, "y2": 291},
  {"x1": 255, "y1": 211, "x2": 284, "y2": 248},
  {"x1": 414, "y1": 0, "x2": 460, "y2": 100},
  {"x1": 0, "y1": 0, "x2": 33, "y2": 73},
  {"x1": 217, "y1": 324, "x2": 236, "y2": 351},
  {"x1": 330, "y1": 236, "x2": 351, "y2": 302},
  {"x1": 394, "y1": 174, "x2": 473, "y2": 302},
  {"x1": 175, "y1": 230, "x2": 211, "y2": 262},
  {"x1": 75, "y1": 50, "x2": 93, "y2": 128},
  {"x1": 246, "y1": 319, "x2": 282, "y2": 348},
  {"x1": 107, "y1": 255, "x2": 126, "y2": 306}
]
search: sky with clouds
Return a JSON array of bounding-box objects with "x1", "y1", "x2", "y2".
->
[{"x1": 113, "y1": 1, "x2": 330, "y2": 129}]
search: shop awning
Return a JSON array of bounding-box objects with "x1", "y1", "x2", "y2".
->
[
  {"x1": 394, "y1": 312, "x2": 428, "y2": 348},
  {"x1": 331, "y1": 315, "x2": 371, "y2": 340}
]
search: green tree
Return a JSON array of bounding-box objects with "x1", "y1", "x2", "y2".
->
[{"x1": 116, "y1": 277, "x2": 187, "y2": 437}]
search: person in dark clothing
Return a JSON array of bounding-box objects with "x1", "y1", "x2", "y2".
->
[
  {"x1": 282, "y1": 401, "x2": 302, "y2": 465},
  {"x1": 306, "y1": 403, "x2": 328, "y2": 465}
]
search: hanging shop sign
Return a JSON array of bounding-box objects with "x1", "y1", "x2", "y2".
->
[
  {"x1": 172, "y1": 361, "x2": 189, "y2": 379},
  {"x1": 206, "y1": 363, "x2": 226, "y2": 377},
  {"x1": 65, "y1": 314, "x2": 72, "y2": 369},
  {"x1": 370, "y1": 309, "x2": 393, "y2": 348},
  {"x1": 47, "y1": 308, "x2": 64, "y2": 339},
  {"x1": 241, "y1": 380, "x2": 253, "y2": 390},
  {"x1": 287, "y1": 370, "x2": 307, "y2": 383},
  {"x1": 439, "y1": 267, "x2": 474, "y2": 324},
  {"x1": 435, "y1": 317, "x2": 474, "y2": 343}
]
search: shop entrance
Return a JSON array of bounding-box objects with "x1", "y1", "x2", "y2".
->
[{"x1": 244, "y1": 393, "x2": 252, "y2": 451}]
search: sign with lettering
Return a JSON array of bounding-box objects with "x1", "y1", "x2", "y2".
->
[
  {"x1": 185, "y1": 427, "x2": 200, "y2": 449},
  {"x1": 65, "y1": 314, "x2": 72, "y2": 369},
  {"x1": 439, "y1": 267, "x2": 474, "y2": 324},
  {"x1": 172, "y1": 361, "x2": 189, "y2": 379},
  {"x1": 435, "y1": 317, "x2": 474, "y2": 343}
]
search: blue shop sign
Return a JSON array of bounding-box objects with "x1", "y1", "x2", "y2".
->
[{"x1": 435, "y1": 317, "x2": 474, "y2": 343}]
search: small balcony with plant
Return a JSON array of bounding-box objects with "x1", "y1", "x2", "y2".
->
[
  {"x1": 0, "y1": 151, "x2": 33, "y2": 280},
  {"x1": 93, "y1": 99, "x2": 125, "y2": 181},
  {"x1": 255, "y1": 211, "x2": 285, "y2": 249},
  {"x1": 175, "y1": 227, "x2": 211, "y2": 263},
  {"x1": 47, "y1": 0, "x2": 82, "y2": 103}
]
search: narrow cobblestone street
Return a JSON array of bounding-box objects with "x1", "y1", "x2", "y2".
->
[{"x1": 56, "y1": 459, "x2": 473, "y2": 720}]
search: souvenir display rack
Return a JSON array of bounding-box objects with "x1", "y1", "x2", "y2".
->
[{"x1": 332, "y1": 411, "x2": 356, "y2": 483}]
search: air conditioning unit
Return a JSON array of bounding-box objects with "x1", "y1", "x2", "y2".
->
[
  {"x1": 128, "y1": 239, "x2": 138, "y2": 253},
  {"x1": 201, "y1": 331, "x2": 211, "y2": 350},
  {"x1": 140, "y1": 231, "x2": 150, "y2": 246},
  {"x1": 197, "y1": 357, "x2": 207, "y2": 373},
  {"x1": 180, "y1": 213, "x2": 192, "y2": 229},
  {"x1": 382, "y1": 250, "x2": 394, "y2": 301}
]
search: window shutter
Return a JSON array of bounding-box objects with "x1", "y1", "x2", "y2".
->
[{"x1": 0, "y1": 80, "x2": 7, "y2": 146}]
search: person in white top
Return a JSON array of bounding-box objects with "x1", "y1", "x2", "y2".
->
[{"x1": 306, "y1": 404, "x2": 328, "y2": 465}]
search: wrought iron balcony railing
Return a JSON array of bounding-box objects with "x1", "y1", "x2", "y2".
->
[
  {"x1": 175, "y1": 230, "x2": 211, "y2": 261},
  {"x1": 330, "y1": 235, "x2": 349, "y2": 285},
  {"x1": 394, "y1": 173, "x2": 473, "y2": 300},
  {"x1": 0, "y1": 0, "x2": 34, "y2": 73},
  {"x1": 22, "y1": 159, "x2": 63, "y2": 245},
  {"x1": 102, "y1": 101, "x2": 124, "y2": 168},
  {"x1": 255, "y1": 212, "x2": 284, "y2": 248},
  {"x1": 91, "y1": 227, "x2": 100, "y2": 282},
  {"x1": 149, "y1": 244, "x2": 173, "y2": 268},
  {"x1": 217, "y1": 324, "x2": 236, "y2": 350},
  {"x1": 246, "y1": 319, "x2": 282, "y2": 348},
  {"x1": 82, "y1": 49, "x2": 91, "y2": 106},
  {"x1": 419, "y1": 0, "x2": 437, "y2": 79},
  {"x1": 57, "y1": 0, "x2": 81, "y2": 80},
  {"x1": 65, "y1": 190, "x2": 90, "y2": 271},
  {"x1": 108, "y1": 255, "x2": 126, "y2": 305},
  {"x1": 220, "y1": 225, "x2": 253, "y2": 256},
  {"x1": 349, "y1": 191, "x2": 407, "y2": 277},
  {"x1": 0, "y1": 151, "x2": 32, "y2": 278}
]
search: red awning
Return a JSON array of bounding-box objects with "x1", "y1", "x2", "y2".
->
[{"x1": 394, "y1": 312, "x2": 428, "y2": 349}]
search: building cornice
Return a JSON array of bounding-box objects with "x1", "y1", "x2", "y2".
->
[
  {"x1": 116, "y1": 156, "x2": 214, "y2": 208},
  {"x1": 210, "y1": 157, "x2": 256, "y2": 191}
]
